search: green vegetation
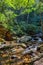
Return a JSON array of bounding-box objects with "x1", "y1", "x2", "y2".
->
[{"x1": 0, "y1": 0, "x2": 43, "y2": 36}]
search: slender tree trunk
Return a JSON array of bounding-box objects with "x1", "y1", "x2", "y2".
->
[
  {"x1": 40, "y1": 13, "x2": 43, "y2": 34},
  {"x1": 27, "y1": 13, "x2": 29, "y2": 23},
  {"x1": 41, "y1": 21, "x2": 43, "y2": 33}
]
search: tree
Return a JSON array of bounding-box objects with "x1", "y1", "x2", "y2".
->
[
  {"x1": 5, "y1": 0, "x2": 36, "y2": 22},
  {"x1": 35, "y1": 0, "x2": 43, "y2": 33},
  {"x1": 0, "y1": 0, "x2": 17, "y2": 31},
  {"x1": 0, "y1": 0, "x2": 43, "y2": 35}
]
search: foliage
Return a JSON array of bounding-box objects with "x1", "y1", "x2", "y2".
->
[{"x1": 0, "y1": 0, "x2": 43, "y2": 36}]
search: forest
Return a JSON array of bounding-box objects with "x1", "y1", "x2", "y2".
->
[
  {"x1": 0, "y1": 0, "x2": 43, "y2": 65},
  {"x1": 0, "y1": 0, "x2": 43, "y2": 36}
]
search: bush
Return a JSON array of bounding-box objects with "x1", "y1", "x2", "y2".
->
[
  {"x1": 12, "y1": 21, "x2": 41, "y2": 36},
  {"x1": 26, "y1": 24, "x2": 38, "y2": 35},
  {"x1": 19, "y1": 22, "x2": 40, "y2": 35}
]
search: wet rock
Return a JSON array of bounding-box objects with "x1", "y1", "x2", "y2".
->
[
  {"x1": 37, "y1": 38, "x2": 42, "y2": 42},
  {"x1": 31, "y1": 37, "x2": 42, "y2": 43},
  {"x1": 33, "y1": 33, "x2": 42, "y2": 38},
  {"x1": 31, "y1": 38, "x2": 35, "y2": 42}
]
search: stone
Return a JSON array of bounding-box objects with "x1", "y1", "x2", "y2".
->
[
  {"x1": 34, "y1": 58, "x2": 43, "y2": 65},
  {"x1": 17, "y1": 35, "x2": 32, "y2": 43}
]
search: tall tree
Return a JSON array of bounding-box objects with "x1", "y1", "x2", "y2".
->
[{"x1": 35, "y1": 0, "x2": 43, "y2": 33}]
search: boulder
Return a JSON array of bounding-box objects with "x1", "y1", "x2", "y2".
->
[
  {"x1": 34, "y1": 58, "x2": 43, "y2": 65},
  {"x1": 32, "y1": 37, "x2": 42, "y2": 43},
  {"x1": 33, "y1": 33, "x2": 42, "y2": 38},
  {"x1": 17, "y1": 36, "x2": 32, "y2": 43}
]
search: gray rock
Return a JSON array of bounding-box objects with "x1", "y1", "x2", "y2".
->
[
  {"x1": 34, "y1": 58, "x2": 43, "y2": 65},
  {"x1": 32, "y1": 37, "x2": 42, "y2": 43},
  {"x1": 17, "y1": 35, "x2": 32, "y2": 43}
]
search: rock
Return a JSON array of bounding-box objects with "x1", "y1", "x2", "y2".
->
[
  {"x1": 31, "y1": 38, "x2": 35, "y2": 42},
  {"x1": 35, "y1": 37, "x2": 42, "y2": 43},
  {"x1": 0, "y1": 38, "x2": 5, "y2": 42},
  {"x1": 34, "y1": 58, "x2": 43, "y2": 65},
  {"x1": 11, "y1": 55, "x2": 18, "y2": 59},
  {"x1": 21, "y1": 43, "x2": 27, "y2": 48},
  {"x1": 22, "y1": 48, "x2": 30, "y2": 55},
  {"x1": 33, "y1": 33, "x2": 42, "y2": 38},
  {"x1": 37, "y1": 37, "x2": 42, "y2": 43},
  {"x1": 17, "y1": 35, "x2": 32, "y2": 43},
  {"x1": 32, "y1": 37, "x2": 42, "y2": 43}
]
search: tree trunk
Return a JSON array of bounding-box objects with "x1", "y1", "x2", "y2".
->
[
  {"x1": 40, "y1": 13, "x2": 43, "y2": 34},
  {"x1": 41, "y1": 21, "x2": 43, "y2": 33},
  {"x1": 27, "y1": 13, "x2": 29, "y2": 23}
]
